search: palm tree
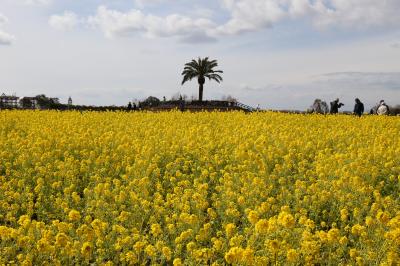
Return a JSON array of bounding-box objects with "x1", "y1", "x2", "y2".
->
[{"x1": 181, "y1": 57, "x2": 223, "y2": 102}]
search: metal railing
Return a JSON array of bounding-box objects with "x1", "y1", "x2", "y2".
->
[{"x1": 235, "y1": 102, "x2": 255, "y2": 112}]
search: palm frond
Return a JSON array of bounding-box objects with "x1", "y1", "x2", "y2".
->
[
  {"x1": 204, "y1": 73, "x2": 223, "y2": 83},
  {"x1": 181, "y1": 57, "x2": 223, "y2": 85},
  {"x1": 184, "y1": 60, "x2": 199, "y2": 70},
  {"x1": 207, "y1": 60, "x2": 218, "y2": 69},
  {"x1": 181, "y1": 71, "x2": 198, "y2": 85}
]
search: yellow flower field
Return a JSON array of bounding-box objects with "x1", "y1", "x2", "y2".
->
[{"x1": 0, "y1": 110, "x2": 399, "y2": 265}]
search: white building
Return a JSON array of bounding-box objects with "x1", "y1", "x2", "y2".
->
[{"x1": 0, "y1": 93, "x2": 19, "y2": 108}]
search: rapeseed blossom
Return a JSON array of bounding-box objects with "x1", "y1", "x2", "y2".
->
[{"x1": 0, "y1": 110, "x2": 399, "y2": 265}]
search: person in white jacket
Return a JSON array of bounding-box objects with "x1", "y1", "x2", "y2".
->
[{"x1": 376, "y1": 100, "x2": 390, "y2": 115}]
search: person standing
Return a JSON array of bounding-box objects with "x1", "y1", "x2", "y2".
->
[
  {"x1": 330, "y1": 98, "x2": 344, "y2": 114},
  {"x1": 179, "y1": 95, "x2": 185, "y2": 112},
  {"x1": 353, "y1": 98, "x2": 364, "y2": 117},
  {"x1": 376, "y1": 100, "x2": 389, "y2": 115}
]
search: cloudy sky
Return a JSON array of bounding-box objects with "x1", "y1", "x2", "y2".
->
[{"x1": 0, "y1": 0, "x2": 399, "y2": 110}]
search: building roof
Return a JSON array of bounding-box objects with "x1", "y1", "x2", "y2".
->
[{"x1": 0, "y1": 93, "x2": 19, "y2": 100}]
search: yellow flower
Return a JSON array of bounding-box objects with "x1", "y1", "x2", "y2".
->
[
  {"x1": 255, "y1": 219, "x2": 269, "y2": 234},
  {"x1": 1, "y1": 111, "x2": 400, "y2": 264},
  {"x1": 187, "y1": 241, "x2": 196, "y2": 252},
  {"x1": 376, "y1": 210, "x2": 390, "y2": 224},
  {"x1": 242, "y1": 247, "x2": 254, "y2": 264},
  {"x1": 225, "y1": 223, "x2": 236, "y2": 238},
  {"x1": 17, "y1": 215, "x2": 31, "y2": 228},
  {"x1": 118, "y1": 211, "x2": 130, "y2": 222},
  {"x1": 224, "y1": 247, "x2": 244, "y2": 264},
  {"x1": 22, "y1": 259, "x2": 33, "y2": 266},
  {"x1": 68, "y1": 209, "x2": 81, "y2": 221},
  {"x1": 327, "y1": 228, "x2": 340, "y2": 243},
  {"x1": 237, "y1": 196, "x2": 245, "y2": 205},
  {"x1": 356, "y1": 256, "x2": 364, "y2": 266},
  {"x1": 151, "y1": 223, "x2": 162, "y2": 237},
  {"x1": 351, "y1": 224, "x2": 365, "y2": 236},
  {"x1": 212, "y1": 238, "x2": 223, "y2": 251},
  {"x1": 81, "y1": 242, "x2": 93, "y2": 257},
  {"x1": 339, "y1": 236, "x2": 348, "y2": 246},
  {"x1": 350, "y1": 248, "x2": 358, "y2": 259},
  {"x1": 286, "y1": 249, "x2": 299, "y2": 262},
  {"x1": 162, "y1": 246, "x2": 172, "y2": 261},
  {"x1": 145, "y1": 244, "x2": 156, "y2": 257},
  {"x1": 207, "y1": 208, "x2": 217, "y2": 219},
  {"x1": 55, "y1": 233, "x2": 69, "y2": 247},
  {"x1": 340, "y1": 208, "x2": 349, "y2": 221},
  {"x1": 278, "y1": 211, "x2": 295, "y2": 228},
  {"x1": 229, "y1": 235, "x2": 244, "y2": 247},
  {"x1": 125, "y1": 251, "x2": 138, "y2": 264},
  {"x1": 247, "y1": 210, "x2": 259, "y2": 224},
  {"x1": 36, "y1": 238, "x2": 51, "y2": 253},
  {"x1": 173, "y1": 258, "x2": 183, "y2": 266},
  {"x1": 365, "y1": 216, "x2": 374, "y2": 227},
  {"x1": 134, "y1": 241, "x2": 146, "y2": 252},
  {"x1": 266, "y1": 239, "x2": 279, "y2": 253},
  {"x1": 386, "y1": 251, "x2": 399, "y2": 265},
  {"x1": 385, "y1": 228, "x2": 400, "y2": 244}
]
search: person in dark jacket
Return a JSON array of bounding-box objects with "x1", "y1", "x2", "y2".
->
[
  {"x1": 179, "y1": 95, "x2": 185, "y2": 112},
  {"x1": 353, "y1": 98, "x2": 364, "y2": 117},
  {"x1": 330, "y1": 98, "x2": 344, "y2": 114}
]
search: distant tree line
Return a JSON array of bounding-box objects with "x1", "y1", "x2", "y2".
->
[
  {"x1": 0, "y1": 94, "x2": 129, "y2": 112},
  {"x1": 138, "y1": 95, "x2": 238, "y2": 108}
]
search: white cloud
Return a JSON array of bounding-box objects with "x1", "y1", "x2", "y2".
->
[
  {"x1": 22, "y1": 0, "x2": 51, "y2": 5},
  {"x1": 231, "y1": 72, "x2": 400, "y2": 110},
  {"x1": 217, "y1": 0, "x2": 400, "y2": 35},
  {"x1": 390, "y1": 42, "x2": 400, "y2": 49},
  {"x1": 50, "y1": 1, "x2": 400, "y2": 42},
  {"x1": 313, "y1": 0, "x2": 400, "y2": 29},
  {"x1": 218, "y1": 0, "x2": 287, "y2": 35},
  {"x1": 88, "y1": 6, "x2": 216, "y2": 43},
  {"x1": 134, "y1": 0, "x2": 167, "y2": 8},
  {"x1": 49, "y1": 11, "x2": 80, "y2": 31},
  {"x1": 191, "y1": 7, "x2": 214, "y2": 19},
  {"x1": 0, "y1": 14, "x2": 9, "y2": 25},
  {"x1": 316, "y1": 72, "x2": 400, "y2": 91},
  {"x1": 6, "y1": 0, "x2": 400, "y2": 45},
  {"x1": 0, "y1": 30, "x2": 15, "y2": 45},
  {"x1": 0, "y1": 14, "x2": 14, "y2": 45},
  {"x1": 6, "y1": 0, "x2": 52, "y2": 5}
]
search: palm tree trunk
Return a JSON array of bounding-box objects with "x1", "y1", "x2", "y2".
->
[{"x1": 199, "y1": 83, "x2": 204, "y2": 102}]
